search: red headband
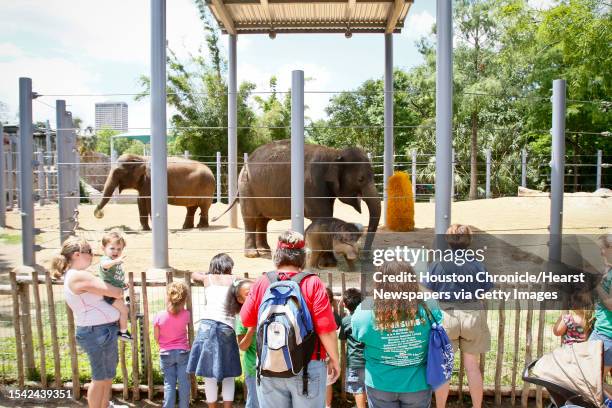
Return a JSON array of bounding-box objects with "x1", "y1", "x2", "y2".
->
[{"x1": 277, "y1": 240, "x2": 305, "y2": 250}]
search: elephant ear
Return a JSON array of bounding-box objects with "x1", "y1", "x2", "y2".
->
[{"x1": 323, "y1": 155, "x2": 342, "y2": 196}]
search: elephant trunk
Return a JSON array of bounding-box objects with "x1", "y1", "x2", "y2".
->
[
  {"x1": 363, "y1": 183, "x2": 381, "y2": 251},
  {"x1": 95, "y1": 169, "x2": 119, "y2": 218}
]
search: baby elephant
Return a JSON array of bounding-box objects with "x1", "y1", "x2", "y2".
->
[{"x1": 305, "y1": 218, "x2": 363, "y2": 271}]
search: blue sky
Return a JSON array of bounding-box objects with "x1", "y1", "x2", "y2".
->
[{"x1": 0, "y1": 0, "x2": 437, "y2": 129}]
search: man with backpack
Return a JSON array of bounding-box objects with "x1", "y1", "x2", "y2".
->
[{"x1": 240, "y1": 230, "x2": 341, "y2": 407}]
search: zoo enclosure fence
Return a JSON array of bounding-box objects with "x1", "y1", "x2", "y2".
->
[{"x1": 2, "y1": 269, "x2": 564, "y2": 407}]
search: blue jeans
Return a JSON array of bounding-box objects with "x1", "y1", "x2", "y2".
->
[
  {"x1": 366, "y1": 386, "x2": 432, "y2": 408},
  {"x1": 256, "y1": 360, "x2": 327, "y2": 408},
  {"x1": 160, "y1": 349, "x2": 190, "y2": 408},
  {"x1": 245, "y1": 374, "x2": 260, "y2": 408},
  {"x1": 75, "y1": 321, "x2": 119, "y2": 380}
]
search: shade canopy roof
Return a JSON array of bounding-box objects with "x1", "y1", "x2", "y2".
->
[{"x1": 205, "y1": 0, "x2": 414, "y2": 35}]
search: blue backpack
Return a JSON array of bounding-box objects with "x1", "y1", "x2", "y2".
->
[{"x1": 256, "y1": 271, "x2": 317, "y2": 394}]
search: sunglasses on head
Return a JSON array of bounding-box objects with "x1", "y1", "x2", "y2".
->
[{"x1": 80, "y1": 248, "x2": 93, "y2": 255}]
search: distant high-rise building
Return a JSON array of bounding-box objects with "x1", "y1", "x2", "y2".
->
[{"x1": 95, "y1": 102, "x2": 128, "y2": 132}]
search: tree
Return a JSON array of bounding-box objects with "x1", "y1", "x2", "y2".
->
[{"x1": 252, "y1": 76, "x2": 291, "y2": 143}]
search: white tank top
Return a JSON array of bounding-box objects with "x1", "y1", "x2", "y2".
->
[
  {"x1": 64, "y1": 269, "x2": 120, "y2": 327},
  {"x1": 200, "y1": 275, "x2": 235, "y2": 329}
]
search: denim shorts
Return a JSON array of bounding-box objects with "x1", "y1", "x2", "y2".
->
[
  {"x1": 346, "y1": 367, "x2": 365, "y2": 394},
  {"x1": 590, "y1": 330, "x2": 612, "y2": 366},
  {"x1": 187, "y1": 319, "x2": 241, "y2": 380},
  {"x1": 75, "y1": 321, "x2": 119, "y2": 380}
]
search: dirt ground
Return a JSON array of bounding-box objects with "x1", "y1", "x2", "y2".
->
[{"x1": 1, "y1": 192, "x2": 611, "y2": 282}]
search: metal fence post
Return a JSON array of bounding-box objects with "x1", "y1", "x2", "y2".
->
[
  {"x1": 7, "y1": 139, "x2": 14, "y2": 208},
  {"x1": 521, "y1": 148, "x2": 527, "y2": 188},
  {"x1": 549, "y1": 79, "x2": 566, "y2": 263},
  {"x1": 19, "y1": 78, "x2": 36, "y2": 266},
  {"x1": 291, "y1": 70, "x2": 305, "y2": 234},
  {"x1": 37, "y1": 150, "x2": 46, "y2": 206},
  {"x1": 411, "y1": 149, "x2": 417, "y2": 201},
  {"x1": 151, "y1": 0, "x2": 170, "y2": 270},
  {"x1": 0, "y1": 123, "x2": 5, "y2": 227},
  {"x1": 451, "y1": 148, "x2": 456, "y2": 201},
  {"x1": 14, "y1": 135, "x2": 21, "y2": 210},
  {"x1": 596, "y1": 150, "x2": 602, "y2": 191},
  {"x1": 45, "y1": 120, "x2": 52, "y2": 166},
  {"x1": 216, "y1": 151, "x2": 222, "y2": 203},
  {"x1": 486, "y1": 148, "x2": 492, "y2": 199},
  {"x1": 435, "y1": 0, "x2": 453, "y2": 235}
]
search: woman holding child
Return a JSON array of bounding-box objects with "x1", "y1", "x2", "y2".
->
[
  {"x1": 351, "y1": 260, "x2": 442, "y2": 408},
  {"x1": 52, "y1": 236, "x2": 124, "y2": 408}
]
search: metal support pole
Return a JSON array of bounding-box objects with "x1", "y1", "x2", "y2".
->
[
  {"x1": 291, "y1": 70, "x2": 305, "y2": 234},
  {"x1": 228, "y1": 34, "x2": 238, "y2": 228},
  {"x1": 549, "y1": 79, "x2": 566, "y2": 263},
  {"x1": 435, "y1": 0, "x2": 453, "y2": 235},
  {"x1": 383, "y1": 33, "x2": 394, "y2": 226},
  {"x1": 151, "y1": 0, "x2": 169, "y2": 270},
  {"x1": 243, "y1": 152, "x2": 248, "y2": 166},
  {"x1": 37, "y1": 151, "x2": 45, "y2": 206},
  {"x1": 56, "y1": 101, "x2": 76, "y2": 243},
  {"x1": 485, "y1": 148, "x2": 491, "y2": 199},
  {"x1": 521, "y1": 148, "x2": 527, "y2": 188},
  {"x1": 411, "y1": 149, "x2": 417, "y2": 200},
  {"x1": 596, "y1": 150, "x2": 602, "y2": 191},
  {"x1": 19, "y1": 78, "x2": 35, "y2": 266},
  {"x1": 216, "y1": 151, "x2": 221, "y2": 203},
  {"x1": 0, "y1": 123, "x2": 5, "y2": 227},
  {"x1": 7, "y1": 139, "x2": 14, "y2": 208}
]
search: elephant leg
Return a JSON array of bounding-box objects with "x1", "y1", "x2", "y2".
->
[
  {"x1": 255, "y1": 218, "x2": 270, "y2": 254},
  {"x1": 197, "y1": 202, "x2": 210, "y2": 228},
  {"x1": 319, "y1": 252, "x2": 338, "y2": 268},
  {"x1": 183, "y1": 206, "x2": 197, "y2": 229},
  {"x1": 244, "y1": 216, "x2": 259, "y2": 258},
  {"x1": 308, "y1": 251, "x2": 322, "y2": 270},
  {"x1": 137, "y1": 197, "x2": 151, "y2": 231}
]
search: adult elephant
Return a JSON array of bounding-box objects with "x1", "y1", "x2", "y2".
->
[
  {"x1": 94, "y1": 154, "x2": 215, "y2": 230},
  {"x1": 215, "y1": 140, "x2": 381, "y2": 257}
]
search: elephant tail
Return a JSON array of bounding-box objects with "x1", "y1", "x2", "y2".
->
[{"x1": 211, "y1": 194, "x2": 239, "y2": 222}]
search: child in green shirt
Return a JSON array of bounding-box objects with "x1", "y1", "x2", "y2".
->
[
  {"x1": 98, "y1": 232, "x2": 131, "y2": 341},
  {"x1": 227, "y1": 279, "x2": 259, "y2": 408}
]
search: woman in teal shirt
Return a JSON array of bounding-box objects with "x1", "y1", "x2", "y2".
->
[{"x1": 351, "y1": 260, "x2": 442, "y2": 408}]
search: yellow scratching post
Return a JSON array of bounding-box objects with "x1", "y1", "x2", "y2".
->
[{"x1": 386, "y1": 171, "x2": 414, "y2": 231}]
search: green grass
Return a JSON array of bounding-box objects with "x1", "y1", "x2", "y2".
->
[{"x1": 0, "y1": 233, "x2": 21, "y2": 245}]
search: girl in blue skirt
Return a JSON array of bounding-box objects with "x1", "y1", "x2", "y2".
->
[{"x1": 188, "y1": 253, "x2": 241, "y2": 408}]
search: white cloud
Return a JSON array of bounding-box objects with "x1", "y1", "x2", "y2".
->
[
  {"x1": 0, "y1": 46, "x2": 100, "y2": 128},
  {"x1": 0, "y1": 43, "x2": 26, "y2": 59},
  {"x1": 403, "y1": 10, "x2": 435, "y2": 40}
]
